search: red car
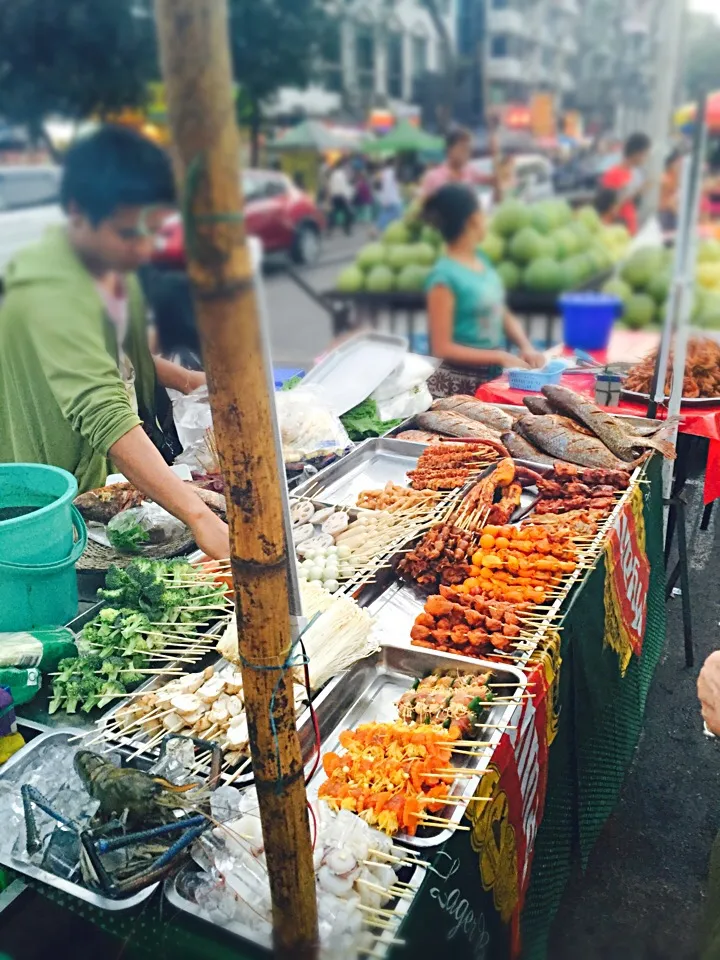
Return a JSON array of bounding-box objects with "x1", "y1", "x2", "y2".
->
[{"x1": 153, "y1": 169, "x2": 325, "y2": 268}]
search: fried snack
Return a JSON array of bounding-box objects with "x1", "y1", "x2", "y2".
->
[{"x1": 624, "y1": 337, "x2": 720, "y2": 399}]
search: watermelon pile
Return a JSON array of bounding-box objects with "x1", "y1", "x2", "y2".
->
[
  {"x1": 334, "y1": 197, "x2": 626, "y2": 297},
  {"x1": 336, "y1": 219, "x2": 444, "y2": 295},
  {"x1": 606, "y1": 238, "x2": 720, "y2": 331}
]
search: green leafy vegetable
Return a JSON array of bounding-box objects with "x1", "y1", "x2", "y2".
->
[
  {"x1": 107, "y1": 513, "x2": 150, "y2": 554},
  {"x1": 340, "y1": 399, "x2": 403, "y2": 442}
]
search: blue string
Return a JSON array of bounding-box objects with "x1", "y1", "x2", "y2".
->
[{"x1": 235, "y1": 612, "x2": 320, "y2": 794}]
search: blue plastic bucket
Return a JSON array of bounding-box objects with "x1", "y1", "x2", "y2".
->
[
  {"x1": 0, "y1": 464, "x2": 87, "y2": 631},
  {"x1": 560, "y1": 293, "x2": 622, "y2": 352}
]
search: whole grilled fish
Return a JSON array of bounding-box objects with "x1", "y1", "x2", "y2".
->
[
  {"x1": 416, "y1": 410, "x2": 507, "y2": 447},
  {"x1": 395, "y1": 429, "x2": 443, "y2": 443},
  {"x1": 541, "y1": 385, "x2": 676, "y2": 462},
  {"x1": 75, "y1": 483, "x2": 227, "y2": 524},
  {"x1": 501, "y1": 431, "x2": 556, "y2": 467},
  {"x1": 515, "y1": 414, "x2": 637, "y2": 470},
  {"x1": 522, "y1": 396, "x2": 552, "y2": 416},
  {"x1": 431, "y1": 396, "x2": 513, "y2": 433}
]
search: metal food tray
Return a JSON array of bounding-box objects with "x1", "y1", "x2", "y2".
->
[
  {"x1": 303, "y1": 645, "x2": 526, "y2": 849},
  {"x1": 164, "y1": 857, "x2": 426, "y2": 957},
  {"x1": 292, "y1": 438, "x2": 428, "y2": 506},
  {"x1": 620, "y1": 388, "x2": 720, "y2": 409},
  {"x1": 301, "y1": 330, "x2": 408, "y2": 417},
  {"x1": 0, "y1": 729, "x2": 159, "y2": 910}
]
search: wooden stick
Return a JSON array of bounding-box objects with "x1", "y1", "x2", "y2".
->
[{"x1": 155, "y1": 4, "x2": 317, "y2": 956}]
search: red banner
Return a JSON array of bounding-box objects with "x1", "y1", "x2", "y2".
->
[
  {"x1": 468, "y1": 631, "x2": 562, "y2": 959},
  {"x1": 604, "y1": 487, "x2": 649, "y2": 672}
]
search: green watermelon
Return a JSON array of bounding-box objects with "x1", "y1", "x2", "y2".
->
[
  {"x1": 383, "y1": 221, "x2": 411, "y2": 245},
  {"x1": 356, "y1": 243, "x2": 386, "y2": 271},
  {"x1": 698, "y1": 239, "x2": 720, "y2": 264},
  {"x1": 696, "y1": 290, "x2": 720, "y2": 329},
  {"x1": 530, "y1": 203, "x2": 554, "y2": 235},
  {"x1": 421, "y1": 225, "x2": 443, "y2": 247},
  {"x1": 509, "y1": 227, "x2": 544, "y2": 265},
  {"x1": 623, "y1": 293, "x2": 656, "y2": 329},
  {"x1": 492, "y1": 199, "x2": 531, "y2": 237},
  {"x1": 479, "y1": 233, "x2": 505, "y2": 264},
  {"x1": 576, "y1": 205, "x2": 602, "y2": 233},
  {"x1": 336, "y1": 265, "x2": 365, "y2": 293},
  {"x1": 387, "y1": 245, "x2": 416, "y2": 271},
  {"x1": 620, "y1": 248, "x2": 666, "y2": 290},
  {"x1": 411, "y1": 242, "x2": 437, "y2": 266},
  {"x1": 497, "y1": 261, "x2": 521, "y2": 291},
  {"x1": 646, "y1": 272, "x2": 671, "y2": 305},
  {"x1": 366, "y1": 265, "x2": 395, "y2": 293},
  {"x1": 396, "y1": 264, "x2": 430, "y2": 292},
  {"x1": 523, "y1": 258, "x2": 564, "y2": 293},
  {"x1": 602, "y1": 277, "x2": 633, "y2": 307},
  {"x1": 552, "y1": 228, "x2": 579, "y2": 261}
]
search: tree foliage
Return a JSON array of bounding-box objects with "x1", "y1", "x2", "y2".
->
[
  {"x1": 0, "y1": 0, "x2": 156, "y2": 135},
  {"x1": 682, "y1": 12, "x2": 720, "y2": 103}
]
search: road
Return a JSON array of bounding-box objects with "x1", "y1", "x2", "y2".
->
[{"x1": 264, "y1": 231, "x2": 366, "y2": 368}]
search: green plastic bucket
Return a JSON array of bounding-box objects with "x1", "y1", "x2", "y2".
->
[{"x1": 0, "y1": 464, "x2": 87, "y2": 631}]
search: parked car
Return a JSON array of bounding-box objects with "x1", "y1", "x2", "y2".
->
[
  {"x1": 153, "y1": 169, "x2": 325, "y2": 269},
  {"x1": 469, "y1": 153, "x2": 555, "y2": 206},
  {"x1": 0, "y1": 166, "x2": 64, "y2": 278}
]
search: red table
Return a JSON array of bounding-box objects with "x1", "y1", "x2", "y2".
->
[{"x1": 476, "y1": 330, "x2": 720, "y2": 504}]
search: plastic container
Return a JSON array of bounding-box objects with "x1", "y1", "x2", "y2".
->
[
  {"x1": 507, "y1": 358, "x2": 566, "y2": 392},
  {"x1": 273, "y1": 366, "x2": 305, "y2": 389},
  {"x1": 560, "y1": 292, "x2": 622, "y2": 352},
  {"x1": 0, "y1": 464, "x2": 87, "y2": 632}
]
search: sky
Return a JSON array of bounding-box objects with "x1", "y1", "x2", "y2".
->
[{"x1": 690, "y1": 0, "x2": 720, "y2": 18}]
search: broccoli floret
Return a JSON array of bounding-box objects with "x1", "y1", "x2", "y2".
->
[
  {"x1": 104, "y1": 565, "x2": 133, "y2": 591},
  {"x1": 100, "y1": 655, "x2": 128, "y2": 682},
  {"x1": 63, "y1": 678, "x2": 83, "y2": 714},
  {"x1": 97, "y1": 680, "x2": 128, "y2": 710},
  {"x1": 48, "y1": 682, "x2": 66, "y2": 715},
  {"x1": 56, "y1": 657, "x2": 82, "y2": 683},
  {"x1": 79, "y1": 676, "x2": 103, "y2": 713},
  {"x1": 79, "y1": 654, "x2": 104, "y2": 674}
]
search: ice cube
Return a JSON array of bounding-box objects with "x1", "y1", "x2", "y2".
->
[{"x1": 210, "y1": 785, "x2": 242, "y2": 822}]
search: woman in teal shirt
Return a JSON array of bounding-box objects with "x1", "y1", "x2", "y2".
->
[{"x1": 424, "y1": 184, "x2": 544, "y2": 397}]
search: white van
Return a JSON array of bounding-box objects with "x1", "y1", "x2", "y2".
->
[{"x1": 0, "y1": 166, "x2": 65, "y2": 279}]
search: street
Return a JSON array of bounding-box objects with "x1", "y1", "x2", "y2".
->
[{"x1": 264, "y1": 231, "x2": 366, "y2": 367}]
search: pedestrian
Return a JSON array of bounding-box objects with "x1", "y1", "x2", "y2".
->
[
  {"x1": 328, "y1": 159, "x2": 354, "y2": 236},
  {"x1": 353, "y1": 169, "x2": 374, "y2": 224},
  {"x1": 599, "y1": 131, "x2": 652, "y2": 235},
  {"x1": 422, "y1": 183, "x2": 545, "y2": 398},
  {"x1": 0, "y1": 125, "x2": 230, "y2": 559},
  {"x1": 420, "y1": 127, "x2": 480, "y2": 199},
  {"x1": 375, "y1": 158, "x2": 403, "y2": 232},
  {"x1": 659, "y1": 150, "x2": 682, "y2": 233}
]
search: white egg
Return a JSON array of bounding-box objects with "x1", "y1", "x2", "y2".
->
[
  {"x1": 326, "y1": 546, "x2": 338, "y2": 556},
  {"x1": 324, "y1": 579, "x2": 339, "y2": 593},
  {"x1": 308, "y1": 579, "x2": 324, "y2": 587},
  {"x1": 303, "y1": 549, "x2": 317, "y2": 561},
  {"x1": 339, "y1": 564, "x2": 353, "y2": 579},
  {"x1": 313, "y1": 556, "x2": 326, "y2": 569},
  {"x1": 337, "y1": 546, "x2": 352, "y2": 559},
  {"x1": 307, "y1": 566, "x2": 324, "y2": 581}
]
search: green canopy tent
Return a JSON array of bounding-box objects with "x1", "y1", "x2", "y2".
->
[
  {"x1": 363, "y1": 119, "x2": 444, "y2": 156},
  {"x1": 271, "y1": 120, "x2": 349, "y2": 152}
]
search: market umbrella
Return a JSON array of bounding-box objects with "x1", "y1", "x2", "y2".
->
[
  {"x1": 271, "y1": 119, "x2": 347, "y2": 151},
  {"x1": 363, "y1": 119, "x2": 444, "y2": 155},
  {"x1": 674, "y1": 91, "x2": 720, "y2": 133}
]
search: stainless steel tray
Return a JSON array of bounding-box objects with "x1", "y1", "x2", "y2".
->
[
  {"x1": 303, "y1": 645, "x2": 526, "y2": 849},
  {"x1": 293, "y1": 438, "x2": 427, "y2": 506},
  {"x1": 301, "y1": 331, "x2": 408, "y2": 417},
  {"x1": 164, "y1": 856, "x2": 425, "y2": 956},
  {"x1": 0, "y1": 729, "x2": 159, "y2": 910},
  {"x1": 620, "y1": 388, "x2": 720, "y2": 409}
]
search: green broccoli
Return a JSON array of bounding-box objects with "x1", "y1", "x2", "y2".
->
[
  {"x1": 48, "y1": 682, "x2": 67, "y2": 715},
  {"x1": 97, "y1": 680, "x2": 128, "y2": 710},
  {"x1": 100, "y1": 655, "x2": 128, "y2": 682},
  {"x1": 78, "y1": 676, "x2": 103, "y2": 713},
  {"x1": 56, "y1": 657, "x2": 82, "y2": 683},
  {"x1": 63, "y1": 678, "x2": 83, "y2": 714}
]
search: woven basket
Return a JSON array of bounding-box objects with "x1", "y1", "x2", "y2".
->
[{"x1": 76, "y1": 531, "x2": 196, "y2": 575}]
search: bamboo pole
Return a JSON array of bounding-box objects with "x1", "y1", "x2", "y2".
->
[{"x1": 154, "y1": 3, "x2": 318, "y2": 956}]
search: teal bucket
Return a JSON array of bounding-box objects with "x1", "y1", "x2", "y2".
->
[{"x1": 0, "y1": 464, "x2": 87, "y2": 631}]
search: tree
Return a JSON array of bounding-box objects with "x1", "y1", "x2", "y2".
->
[
  {"x1": 228, "y1": 0, "x2": 330, "y2": 164},
  {"x1": 0, "y1": 0, "x2": 156, "y2": 150},
  {"x1": 682, "y1": 12, "x2": 720, "y2": 102}
]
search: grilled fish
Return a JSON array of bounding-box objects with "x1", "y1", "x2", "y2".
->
[
  {"x1": 501, "y1": 431, "x2": 556, "y2": 467},
  {"x1": 395, "y1": 429, "x2": 443, "y2": 443},
  {"x1": 431, "y1": 396, "x2": 513, "y2": 433},
  {"x1": 415, "y1": 410, "x2": 508, "y2": 447},
  {"x1": 75, "y1": 482, "x2": 227, "y2": 523},
  {"x1": 515, "y1": 414, "x2": 639, "y2": 470},
  {"x1": 541, "y1": 385, "x2": 676, "y2": 462},
  {"x1": 522, "y1": 396, "x2": 552, "y2": 416}
]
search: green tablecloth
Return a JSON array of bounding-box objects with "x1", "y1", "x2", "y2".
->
[{"x1": 9, "y1": 457, "x2": 667, "y2": 960}]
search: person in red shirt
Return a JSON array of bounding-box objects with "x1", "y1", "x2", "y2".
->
[{"x1": 600, "y1": 132, "x2": 652, "y2": 235}]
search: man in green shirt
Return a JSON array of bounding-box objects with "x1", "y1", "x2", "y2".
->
[{"x1": 0, "y1": 126, "x2": 229, "y2": 559}]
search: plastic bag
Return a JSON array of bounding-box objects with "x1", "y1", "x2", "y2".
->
[
  {"x1": 371, "y1": 354, "x2": 440, "y2": 402},
  {"x1": 375, "y1": 383, "x2": 433, "y2": 422},
  {"x1": 107, "y1": 503, "x2": 187, "y2": 553},
  {"x1": 275, "y1": 385, "x2": 352, "y2": 464},
  {"x1": 170, "y1": 385, "x2": 213, "y2": 451}
]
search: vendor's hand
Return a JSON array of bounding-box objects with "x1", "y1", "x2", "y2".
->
[
  {"x1": 185, "y1": 370, "x2": 206, "y2": 394},
  {"x1": 500, "y1": 352, "x2": 529, "y2": 369},
  {"x1": 698, "y1": 651, "x2": 720, "y2": 736},
  {"x1": 521, "y1": 348, "x2": 546, "y2": 369},
  {"x1": 190, "y1": 511, "x2": 230, "y2": 560}
]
